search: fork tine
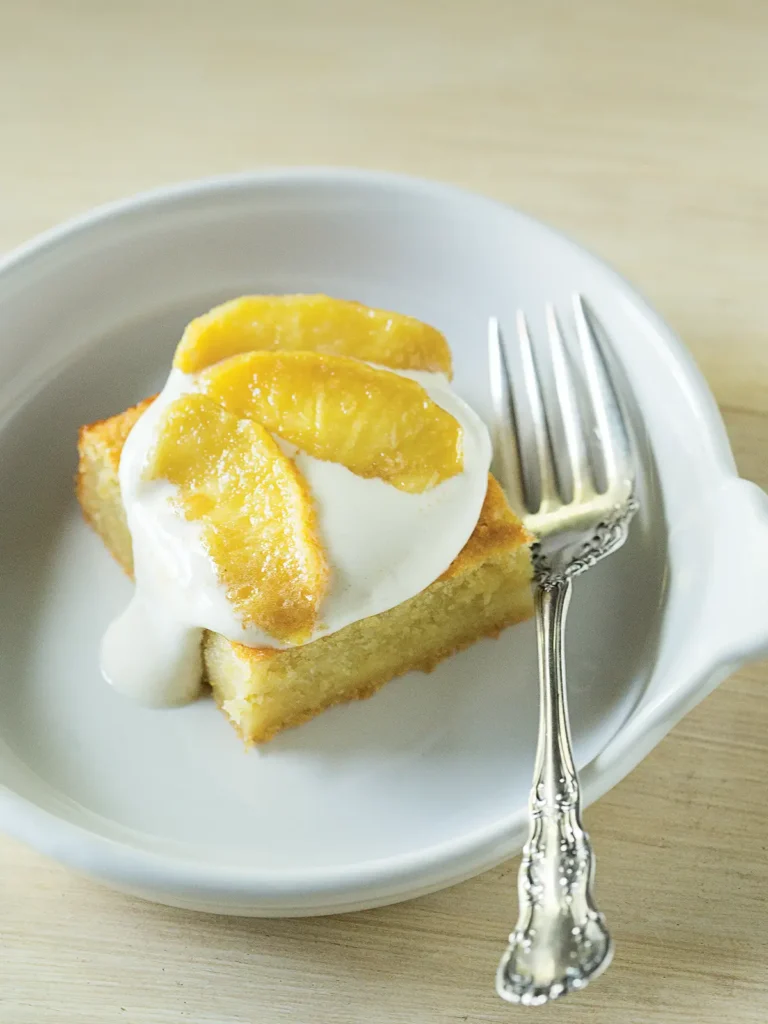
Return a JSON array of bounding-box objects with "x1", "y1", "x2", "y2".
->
[
  {"x1": 488, "y1": 317, "x2": 526, "y2": 514},
  {"x1": 572, "y1": 295, "x2": 633, "y2": 493},
  {"x1": 516, "y1": 310, "x2": 560, "y2": 512},
  {"x1": 545, "y1": 304, "x2": 593, "y2": 503}
]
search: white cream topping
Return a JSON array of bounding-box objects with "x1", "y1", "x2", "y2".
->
[{"x1": 101, "y1": 364, "x2": 492, "y2": 706}]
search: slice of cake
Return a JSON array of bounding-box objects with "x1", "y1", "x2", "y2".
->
[{"x1": 76, "y1": 295, "x2": 533, "y2": 743}]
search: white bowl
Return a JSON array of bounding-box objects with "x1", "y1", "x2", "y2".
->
[{"x1": 0, "y1": 169, "x2": 766, "y2": 916}]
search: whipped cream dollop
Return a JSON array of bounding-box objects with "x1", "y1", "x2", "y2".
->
[{"x1": 101, "y1": 365, "x2": 492, "y2": 706}]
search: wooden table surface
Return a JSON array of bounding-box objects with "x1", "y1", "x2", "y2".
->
[{"x1": 1, "y1": 1, "x2": 767, "y2": 1021}]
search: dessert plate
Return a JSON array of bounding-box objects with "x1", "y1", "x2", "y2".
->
[{"x1": 0, "y1": 169, "x2": 766, "y2": 916}]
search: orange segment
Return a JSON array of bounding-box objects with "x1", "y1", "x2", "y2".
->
[
  {"x1": 199, "y1": 351, "x2": 463, "y2": 493},
  {"x1": 173, "y1": 294, "x2": 453, "y2": 377},
  {"x1": 144, "y1": 394, "x2": 328, "y2": 643}
]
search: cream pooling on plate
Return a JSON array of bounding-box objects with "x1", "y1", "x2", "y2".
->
[{"x1": 101, "y1": 364, "x2": 492, "y2": 705}]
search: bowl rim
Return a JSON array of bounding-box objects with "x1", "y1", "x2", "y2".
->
[{"x1": 0, "y1": 167, "x2": 758, "y2": 911}]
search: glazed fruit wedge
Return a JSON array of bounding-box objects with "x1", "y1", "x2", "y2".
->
[
  {"x1": 173, "y1": 294, "x2": 453, "y2": 377},
  {"x1": 199, "y1": 351, "x2": 463, "y2": 493},
  {"x1": 144, "y1": 393, "x2": 328, "y2": 643}
]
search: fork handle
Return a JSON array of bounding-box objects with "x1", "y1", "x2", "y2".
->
[
  {"x1": 497, "y1": 580, "x2": 612, "y2": 1003},
  {"x1": 531, "y1": 581, "x2": 582, "y2": 820}
]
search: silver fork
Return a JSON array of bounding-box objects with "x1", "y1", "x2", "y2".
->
[{"x1": 489, "y1": 295, "x2": 637, "y2": 1006}]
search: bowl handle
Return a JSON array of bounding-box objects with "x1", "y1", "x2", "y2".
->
[{"x1": 699, "y1": 477, "x2": 768, "y2": 666}]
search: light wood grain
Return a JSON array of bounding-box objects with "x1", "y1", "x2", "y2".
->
[{"x1": 1, "y1": 1, "x2": 767, "y2": 1021}]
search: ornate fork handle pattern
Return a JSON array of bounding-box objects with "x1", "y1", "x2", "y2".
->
[
  {"x1": 532, "y1": 502, "x2": 639, "y2": 589},
  {"x1": 496, "y1": 579, "x2": 614, "y2": 1005}
]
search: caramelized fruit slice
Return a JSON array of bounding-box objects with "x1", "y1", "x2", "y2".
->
[
  {"x1": 200, "y1": 351, "x2": 463, "y2": 493},
  {"x1": 144, "y1": 394, "x2": 328, "y2": 642},
  {"x1": 173, "y1": 294, "x2": 453, "y2": 377}
]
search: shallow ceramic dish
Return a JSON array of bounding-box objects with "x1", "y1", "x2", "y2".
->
[{"x1": 0, "y1": 169, "x2": 766, "y2": 916}]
